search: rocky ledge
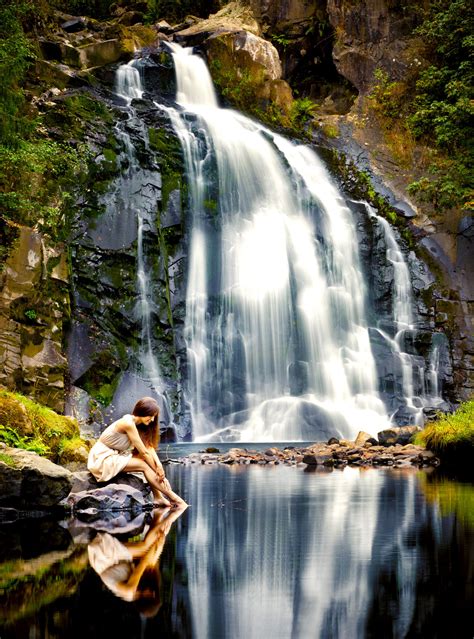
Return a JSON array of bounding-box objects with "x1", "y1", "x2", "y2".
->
[{"x1": 163, "y1": 427, "x2": 440, "y2": 470}]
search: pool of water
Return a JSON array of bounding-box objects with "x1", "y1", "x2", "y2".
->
[{"x1": 1, "y1": 464, "x2": 473, "y2": 638}]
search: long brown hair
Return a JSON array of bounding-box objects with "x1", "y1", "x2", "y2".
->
[{"x1": 132, "y1": 397, "x2": 159, "y2": 449}]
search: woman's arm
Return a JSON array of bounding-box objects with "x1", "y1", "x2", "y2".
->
[{"x1": 118, "y1": 420, "x2": 162, "y2": 475}]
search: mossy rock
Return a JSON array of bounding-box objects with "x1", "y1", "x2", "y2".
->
[
  {"x1": 58, "y1": 436, "x2": 89, "y2": 466},
  {"x1": 0, "y1": 388, "x2": 87, "y2": 464},
  {"x1": 0, "y1": 396, "x2": 34, "y2": 437}
]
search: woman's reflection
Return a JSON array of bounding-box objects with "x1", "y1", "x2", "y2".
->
[{"x1": 88, "y1": 506, "x2": 186, "y2": 617}]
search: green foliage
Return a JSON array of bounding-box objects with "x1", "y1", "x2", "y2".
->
[
  {"x1": 270, "y1": 33, "x2": 291, "y2": 49},
  {"x1": 0, "y1": 139, "x2": 86, "y2": 238},
  {"x1": 368, "y1": 69, "x2": 406, "y2": 120},
  {"x1": 24, "y1": 308, "x2": 37, "y2": 321},
  {"x1": 0, "y1": 1, "x2": 36, "y2": 147},
  {"x1": 415, "y1": 400, "x2": 474, "y2": 457},
  {"x1": 289, "y1": 97, "x2": 318, "y2": 131},
  {"x1": 0, "y1": 4, "x2": 93, "y2": 242},
  {"x1": 0, "y1": 425, "x2": 50, "y2": 456},
  {"x1": 368, "y1": 1, "x2": 474, "y2": 211}
]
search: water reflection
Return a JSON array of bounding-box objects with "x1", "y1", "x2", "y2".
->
[
  {"x1": 0, "y1": 467, "x2": 472, "y2": 639},
  {"x1": 169, "y1": 464, "x2": 473, "y2": 639},
  {"x1": 87, "y1": 506, "x2": 185, "y2": 616}
]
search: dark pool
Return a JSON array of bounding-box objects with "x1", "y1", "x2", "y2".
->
[{"x1": 1, "y1": 456, "x2": 473, "y2": 638}]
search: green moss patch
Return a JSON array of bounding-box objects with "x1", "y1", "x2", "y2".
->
[{"x1": 0, "y1": 388, "x2": 89, "y2": 463}]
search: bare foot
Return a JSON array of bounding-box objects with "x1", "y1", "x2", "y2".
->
[{"x1": 171, "y1": 498, "x2": 188, "y2": 509}]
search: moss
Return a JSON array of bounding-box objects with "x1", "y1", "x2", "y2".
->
[
  {"x1": 0, "y1": 452, "x2": 16, "y2": 467},
  {"x1": 321, "y1": 123, "x2": 339, "y2": 139},
  {"x1": 75, "y1": 349, "x2": 122, "y2": 407},
  {"x1": 0, "y1": 388, "x2": 86, "y2": 463},
  {"x1": 318, "y1": 146, "x2": 418, "y2": 249},
  {"x1": 415, "y1": 400, "x2": 474, "y2": 463},
  {"x1": 58, "y1": 436, "x2": 89, "y2": 464}
]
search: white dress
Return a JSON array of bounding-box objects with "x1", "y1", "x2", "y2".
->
[
  {"x1": 87, "y1": 414, "x2": 135, "y2": 482},
  {"x1": 88, "y1": 533, "x2": 134, "y2": 601}
]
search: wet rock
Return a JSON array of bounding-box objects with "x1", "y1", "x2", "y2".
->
[
  {"x1": 61, "y1": 18, "x2": 87, "y2": 33},
  {"x1": 69, "y1": 483, "x2": 148, "y2": 512},
  {"x1": 378, "y1": 425, "x2": 421, "y2": 446},
  {"x1": 69, "y1": 470, "x2": 151, "y2": 501},
  {"x1": 354, "y1": 431, "x2": 374, "y2": 447},
  {"x1": 302, "y1": 453, "x2": 334, "y2": 466},
  {"x1": 0, "y1": 447, "x2": 73, "y2": 508}
]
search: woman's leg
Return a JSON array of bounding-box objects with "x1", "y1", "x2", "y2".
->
[{"x1": 123, "y1": 458, "x2": 186, "y2": 507}]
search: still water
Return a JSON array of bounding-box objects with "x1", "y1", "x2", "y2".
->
[{"x1": 1, "y1": 459, "x2": 473, "y2": 639}]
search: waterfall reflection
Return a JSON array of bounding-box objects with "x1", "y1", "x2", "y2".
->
[
  {"x1": 87, "y1": 506, "x2": 186, "y2": 617},
  {"x1": 175, "y1": 465, "x2": 428, "y2": 639}
]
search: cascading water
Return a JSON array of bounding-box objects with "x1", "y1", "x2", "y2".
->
[
  {"x1": 364, "y1": 203, "x2": 444, "y2": 423},
  {"x1": 67, "y1": 59, "x2": 173, "y2": 426},
  {"x1": 113, "y1": 60, "x2": 173, "y2": 424},
  {"x1": 162, "y1": 44, "x2": 389, "y2": 441}
]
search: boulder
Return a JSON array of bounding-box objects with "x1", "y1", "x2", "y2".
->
[
  {"x1": 68, "y1": 483, "x2": 149, "y2": 513},
  {"x1": 69, "y1": 470, "x2": 152, "y2": 501},
  {"x1": 354, "y1": 431, "x2": 374, "y2": 447},
  {"x1": 174, "y1": 2, "x2": 261, "y2": 43},
  {"x1": 302, "y1": 453, "x2": 334, "y2": 466},
  {"x1": 327, "y1": 0, "x2": 424, "y2": 94},
  {"x1": 378, "y1": 425, "x2": 421, "y2": 446},
  {"x1": 0, "y1": 446, "x2": 73, "y2": 508}
]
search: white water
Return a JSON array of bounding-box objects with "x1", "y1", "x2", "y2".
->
[
  {"x1": 364, "y1": 203, "x2": 443, "y2": 423},
  {"x1": 115, "y1": 59, "x2": 144, "y2": 103},
  {"x1": 165, "y1": 44, "x2": 389, "y2": 441}
]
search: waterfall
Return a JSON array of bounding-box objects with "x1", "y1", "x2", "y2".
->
[
  {"x1": 364, "y1": 203, "x2": 444, "y2": 424},
  {"x1": 163, "y1": 43, "x2": 389, "y2": 441}
]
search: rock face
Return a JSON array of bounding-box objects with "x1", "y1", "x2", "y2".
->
[
  {"x1": 0, "y1": 446, "x2": 73, "y2": 508},
  {"x1": 65, "y1": 51, "x2": 188, "y2": 436},
  {"x1": 174, "y1": 3, "x2": 294, "y2": 120},
  {"x1": 0, "y1": 228, "x2": 69, "y2": 412},
  {"x1": 327, "y1": 0, "x2": 423, "y2": 94}
]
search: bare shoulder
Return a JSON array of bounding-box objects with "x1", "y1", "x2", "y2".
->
[{"x1": 114, "y1": 414, "x2": 137, "y2": 433}]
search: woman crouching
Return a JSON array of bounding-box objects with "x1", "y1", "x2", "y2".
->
[{"x1": 88, "y1": 396, "x2": 186, "y2": 508}]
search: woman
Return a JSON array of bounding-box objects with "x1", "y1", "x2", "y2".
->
[{"x1": 87, "y1": 396, "x2": 186, "y2": 508}]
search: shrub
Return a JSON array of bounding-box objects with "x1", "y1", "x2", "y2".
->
[{"x1": 415, "y1": 400, "x2": 474, "y2": 461}]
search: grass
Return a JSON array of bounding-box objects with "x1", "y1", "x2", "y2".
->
[{"x1": 415, "y1": 400, "x2": 474, "y2": 461}]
